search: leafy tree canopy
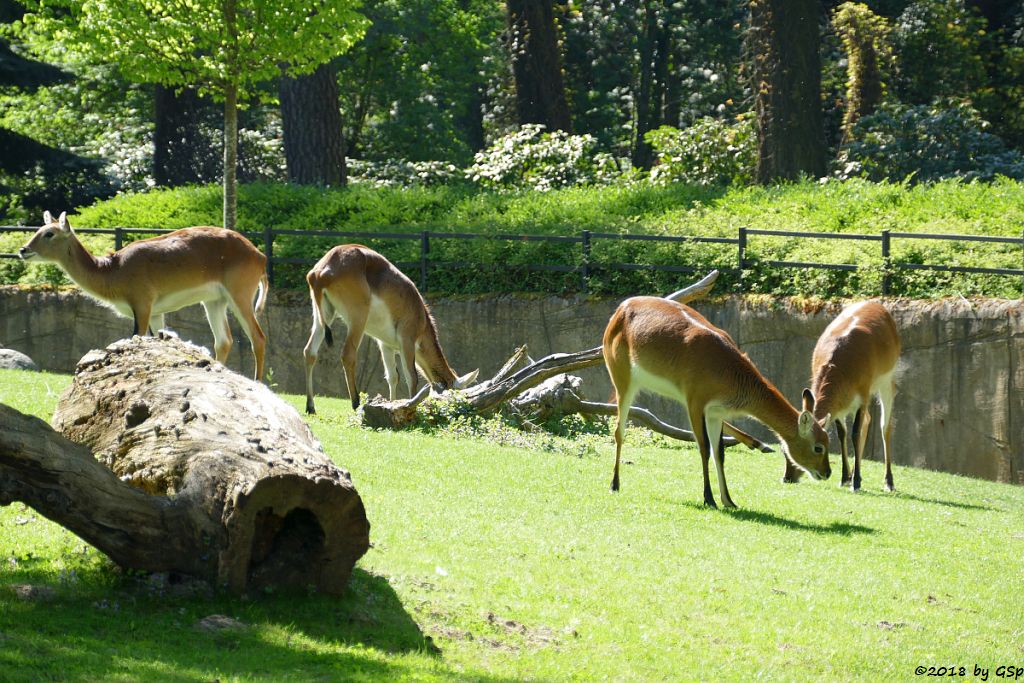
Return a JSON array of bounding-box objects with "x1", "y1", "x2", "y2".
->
[{"x1": 19, "y1": 0, "x2": 370, "y2": 102}]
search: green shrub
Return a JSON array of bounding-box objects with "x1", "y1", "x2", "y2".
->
[
  {"x1": 836, "y1": 102, "x2": 1024, "y2": 182},
  {"x1": 3, "y1": 179, "x2": 1018, "y2": 299},
  {"x1": 645, "y1": 115, "x2": 755, "y2": 187}
]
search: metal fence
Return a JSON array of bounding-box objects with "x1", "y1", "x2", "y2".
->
[{"x1": 2, "y1": 224, "x2": 1022, "y2": 295}]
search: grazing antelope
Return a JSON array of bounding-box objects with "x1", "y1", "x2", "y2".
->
[
  {"x1": 19, "y1": 211, "x2": 269, "y2": 380},
  {"x1": 603, "y1": 297, "x2": 831, "y2": 508},
  {"x1": 303, "y1": 244, "x2": 478, "y2": 414},
  {"x1": 785, "y1": 300, "x2": 900, "y2": 491}
]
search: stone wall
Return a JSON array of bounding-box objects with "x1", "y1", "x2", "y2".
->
[{"x1": 1, "y1": 286, "x2": 1020, "y2": 484}]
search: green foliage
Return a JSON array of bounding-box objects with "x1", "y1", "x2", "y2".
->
[
  {"x1": 465, "y1": 124, "x2": 623, "y2": 192},
  {"x1": 22, "y1": 0, "x2": 369, "y2": 101},
  {"x1": 3, "y1": 370, "x2": 1024, "y2": 681},
  {"x1": 836, "y1": 102, "x2": 1024, "y2": 182},
  {"x1": 4, "y1": 179, "x2": 1019, "y2": 299},
  {"x1": 892, "y1": 0, "x2": 987, "y2": 105},
  {"x1": 561, "y1": 0, "x2": 747, "y2": 155},
  {"x1": 337, "y1": 0, "x2": 503, "y2": 164},
  {"x1": 833, "y1": 2, "x2": 893, "y2": 141},
  {"x1": 646, "y1": 115, "x2": 756, "y2": 187}
]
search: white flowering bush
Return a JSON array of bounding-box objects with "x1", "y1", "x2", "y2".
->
[
  {"x1": 347, "y1": 159, "x2": 464, "y2": 187},
  {"x1": 646, "y1": 115, "x2": 755, "y2": 187},
  {"x1": 465, "y1": 124, "x2": 621, "y2": 192}
]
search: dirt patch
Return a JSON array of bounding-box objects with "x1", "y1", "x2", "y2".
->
[{"x1": 486, "y1": 612, "x2": 567, "y2": 648}]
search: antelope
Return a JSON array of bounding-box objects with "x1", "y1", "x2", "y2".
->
[
  {"x1": 785, "y1": 300, "x2": 900, "y2": 491},
  {"x1": 19, "y1": 211, "x2": 269, "y2": 381},
  {"x1": 603, "y1": 296, "x2": 831, "y2": 508},
  {"x1": 303, "y1": 244, "x2": 478, "y2": 414}
]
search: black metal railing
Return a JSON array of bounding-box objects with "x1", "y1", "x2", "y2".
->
[{"x1": 2, "y1": 225, "x2": 1021, "y2": 296}]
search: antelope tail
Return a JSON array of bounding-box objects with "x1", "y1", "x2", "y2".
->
[
  {"x1": 255, "y1": 273, "x2": 270, "y2": 315},
  {"x1": 310, "y1": 286, "x2": 334, "y2": 347}
]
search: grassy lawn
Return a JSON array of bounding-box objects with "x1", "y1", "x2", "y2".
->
[{"x1": 2, "y1": 367, "x2": 1023, "y2": 681}]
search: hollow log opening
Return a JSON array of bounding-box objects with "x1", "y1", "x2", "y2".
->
[{"x1": 248, "y1": 507, "x2": 327, "y2": 592}]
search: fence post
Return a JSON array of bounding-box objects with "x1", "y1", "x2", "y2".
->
[
  {"x1": 881, "y1": 229, "x2": 891, "y2": 296},
  {"x1": 420, "y1": 230, "x2": 430, "y2": 292},
  {"x1": 114, "y1": 227, "x2": 123, "y2": 252},
  {"x1": 263, "y1": 225, "x2": 274, "y2": 286},
  {"x1": 580, "y1": 230, "x2": 591, "y2": 294},
  {"x1": 737, "y1": 227, "x2": 747, "y2": 291}
]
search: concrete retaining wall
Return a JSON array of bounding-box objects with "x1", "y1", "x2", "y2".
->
[{"x1": 1, "y1": 286, "x2": 1020, "y2": 484}]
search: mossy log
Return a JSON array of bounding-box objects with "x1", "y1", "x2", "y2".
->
[{"x1": 0, "y1": 334, "x2": 369, "y2": 595}]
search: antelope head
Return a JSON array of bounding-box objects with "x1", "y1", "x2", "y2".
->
[{"x1": 19, "y1": 211, "x2": 76, "y2": 263}]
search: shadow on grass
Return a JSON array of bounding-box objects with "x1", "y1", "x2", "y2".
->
[
  {"x1": 0, "y1": 567, "x2": 522, "y2": 683},
  {"x1": 857, "y1": 489, "x2": 998, "y2": 513},
  {"x1": 671, "y1": 500, "x2": 876, "y2": 536}
]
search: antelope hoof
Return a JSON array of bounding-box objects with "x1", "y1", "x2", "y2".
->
[
  {"x1": 305, "y1": 401, "x2": 316, "y2": 415},
  {"x1": 610, "y1": 477, "x2": 620, "y2": 492},
  {"x1": 703, "y1": 496, "x2": 717, "y2": 509},
  {"x1": 840, "y1": 478, "x2": 852, "y2": 488},
  {"x1": 722, "y1": 499, "x2": 737, "y2": 510},
  {"x1": 351, "y1": 396, "x2": 360, "y2": 411},
  {"x1": 884, "y1": 478, "x2": 895, "y2": 492}
]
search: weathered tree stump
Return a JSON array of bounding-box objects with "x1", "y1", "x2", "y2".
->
[{"x1": 0, "y1": 334, "x2": 369, "y2": 595}]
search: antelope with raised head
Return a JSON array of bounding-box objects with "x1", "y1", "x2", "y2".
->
[
  {"x1": 19, "y1": 211, "x2": 269, "y2": 380},
  {"x1": 603, "y1": 296, "x2": 831, "y2": 508},
  {"x1": 303, "y1": 244, "x2": 478, "y2": 414},
  {"x1": 785, "y1": 300, "x2": 900, "y2": 491}
]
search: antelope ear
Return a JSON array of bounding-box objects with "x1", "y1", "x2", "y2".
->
[
  {"x1": 801, "y1": 388, "x2": 815, "y2": 413},
  {"x1": 798, "y1": 409, "x2": 814, "y2": 437},
  {"x1": 42, "y1": 210, "x2": 54, "y2": 225},
  {"x1": 58, "y1": 212, "x2": 70, "y2": 232},
  {"x1": 455, "y1": 369, "x2": 479, "y2": 389},
  {"x1": 820, "y1": 412, "x2": 832, "y2": 429}
]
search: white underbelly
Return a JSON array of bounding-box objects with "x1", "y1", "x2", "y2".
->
[
  {"x1": 151, "y1": 283, "x2": 225, "y2": 315},
  {"x1": 631, "y1": 362, "x2": 688, "y2": 405},
  {"x1": 333, "y1": 293, "x2": 400, "y2": 348},
  {"x1": 630, "y1": 361, "x2": 734, "y2": 420}
]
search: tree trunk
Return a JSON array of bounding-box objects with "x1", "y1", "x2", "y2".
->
[
  {"x1": 632, "y1": 0, "x2": 660, "y2": 169},
  {"x1": 0, "y1": 335, "x2": 369, "y2": 595},
  {"x1": 223, "y1": 81, "x2": 238, "y2": 230},
  {"x1": 506, "y1": 0, "x2": 572, "y2": 132},
  {"x1": 279, "y1": 62, "x2": 347, "y2": 186},
  {"x1": 749, "y1": 0, "x2": 826, "y2": 183},
  {"x1": 153, "y1": 85, "x2": 219, "y2": 186}
]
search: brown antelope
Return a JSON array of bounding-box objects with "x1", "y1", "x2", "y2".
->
[
  {"x1": 785, "y1": 300, "x2": 900, "y2": 491},
  {"x1": 603, "y1": 296, "x2": 831, "y2": 508},
  {"x1": 303, "y1": 244, "x2": 478, "y2": 414},
  {"x1": 19, "y1": 211, "x2": 269, "y2": 380}
]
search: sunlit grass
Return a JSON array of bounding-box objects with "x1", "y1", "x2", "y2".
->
[{"x1": 2, "y1": 367, "x2": 1023, "y2": 681}]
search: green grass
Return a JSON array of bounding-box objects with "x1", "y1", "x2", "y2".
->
[
  {"x1": 2, "y1": 367, "x2": 1024, "y2": 681},
  {"x1": 2, "y1": 178, "x2": 1021, "y2": 297}
]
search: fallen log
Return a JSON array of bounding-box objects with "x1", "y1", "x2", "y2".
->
[
  {"x1": 358, "y1": 270, "x2": 772, "y2": 453},
  {"x1": 0, "y1": 333, "x2": 369, "y2": 595}
]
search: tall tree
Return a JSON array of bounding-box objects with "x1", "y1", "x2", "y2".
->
[
  {"x1": 749, "y1": 0, "x2": 827, "y2": 182},
  {"x1": 279, "y1": 62, "x2": 347, "y2": 186},
  {"x1": 506, "y1": 0, "x2": 572, "y2": 132},
  {"x1": 27, "y1": 0, "x2": 368, "y2": 229}
]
